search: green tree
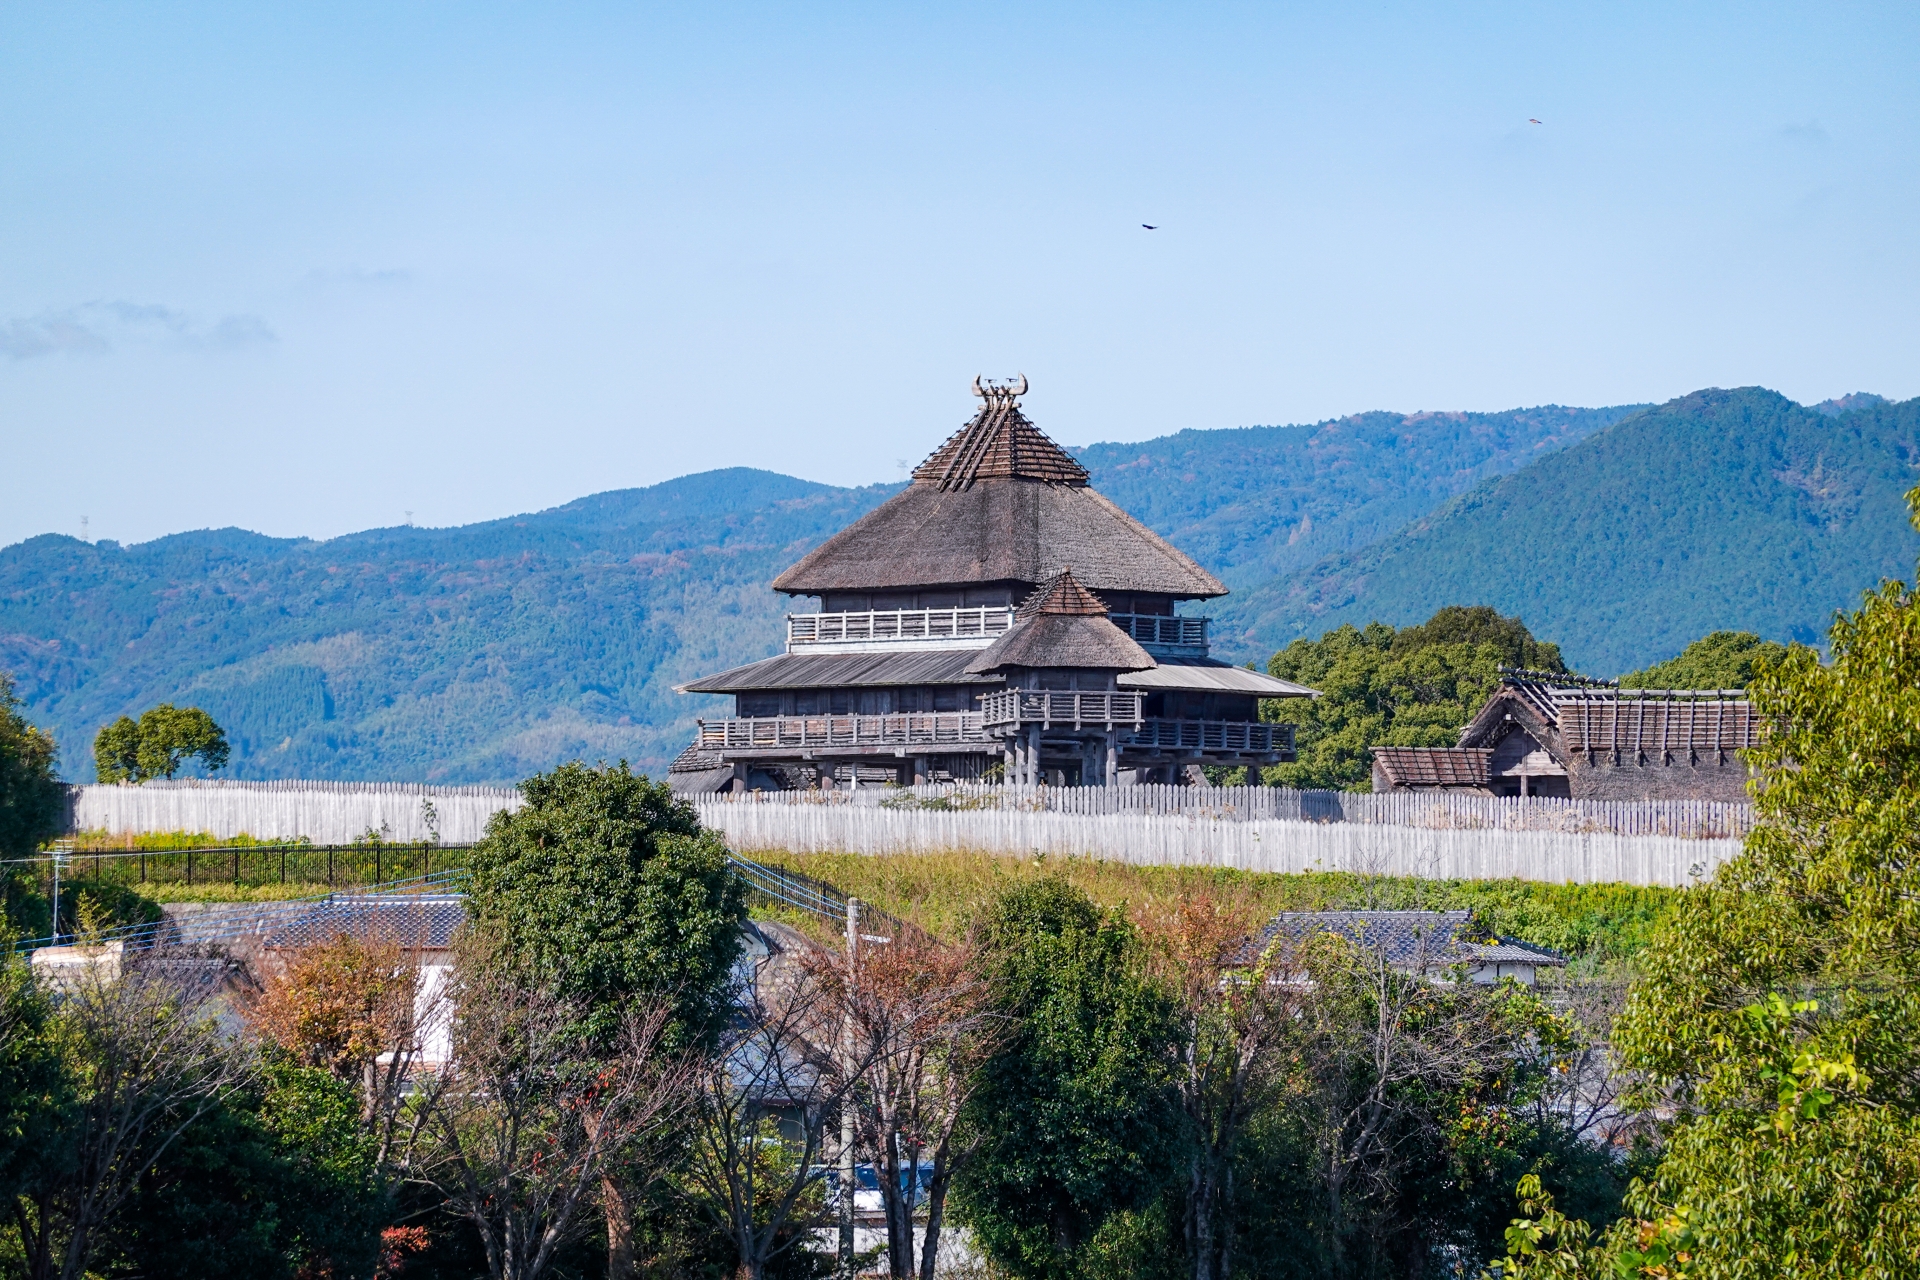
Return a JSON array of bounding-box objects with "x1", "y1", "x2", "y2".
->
[
  {"x1": 1594, "y1": 486, "x2": 1920, "y2": 1275},
  {"x1": 91, "y1": 704, "x2": 229, "y2": 783},
  {"x1": 100, "y1": 1061, "x2": 385, "y2": 1280},
  {"x1": 465, "y1": 762, "x2": 747, "y2": 1280},
  {"x1": 1, "y1": 673, "x2": 66, "y2": 936},
  {"x1": 956, "y1": 879, "x2": 1184, "y2": 1280},
  {"x1": 1616, "y1": 630, "x2": 1788, "y2": 690},
  {"x1": 465, "y1": 761, "x2": 747, "y2": 1048},
  {"x1": 1261, "y1": 607, "x2": 1567, "y2": 790},
  {"x1": 0, "y1": 954, "x2": 67, "y2": 1213}
]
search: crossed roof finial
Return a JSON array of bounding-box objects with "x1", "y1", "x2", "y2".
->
[{"x1": 971, "y1": 373, "x2": 1029, "y2": 402}]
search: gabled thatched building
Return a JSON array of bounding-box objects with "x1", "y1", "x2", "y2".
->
[
  {"x1": 1370, "y1": 671, "x2": 1762, "y2": 801},
  {"x1": 671, "y1": 377, "x2": 1316, "y2": 791}
]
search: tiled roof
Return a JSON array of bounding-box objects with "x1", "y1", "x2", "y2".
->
[
  {"x1": 1370, "y1": 746, "x2": 1492, "y2": 788},
  {"x1": 1240, "y1": 910, "x2": 1565, "y2": 970},
  {"x1": 260, "y1": 895, "x2": 466, "y2": 950}
]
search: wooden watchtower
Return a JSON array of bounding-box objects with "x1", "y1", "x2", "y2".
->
[{"x1": 670, "y1": 377, "x2": 1316, "y2": 791}]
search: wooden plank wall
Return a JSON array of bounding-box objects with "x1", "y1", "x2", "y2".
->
[
  {"x1": 706, "y1": 783, "x2": 1756, "y2": 839},
  {"x1": 692, "y1": 801, "x2": 1738, "y2": 889}
]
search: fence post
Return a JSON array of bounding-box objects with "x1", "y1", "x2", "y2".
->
[
  {"x1": 328, "y1": 848, "x2": 333, "y2": 888},
  {"x1": 233, "y1": 848, "x2": 240, "y2": 887},
  {"x1": 280, "y1": 848, "x2": 286, "y2": 884},
  {"x1": 187, "y1": 849, "x2": 194, "y2": 887}
]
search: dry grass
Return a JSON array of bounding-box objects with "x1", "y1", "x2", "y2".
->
[{"x1": 745, "y1": 848, "x2": 1679, "y2": 961}]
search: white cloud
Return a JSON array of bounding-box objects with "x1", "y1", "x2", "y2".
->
[{"x1": 0, "y1": 300, "x2": 276, "y2": 360}]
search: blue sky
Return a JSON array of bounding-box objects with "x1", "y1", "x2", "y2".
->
[{"x1": 4, "y1": 2, "x2": 1917, "y2": 548}]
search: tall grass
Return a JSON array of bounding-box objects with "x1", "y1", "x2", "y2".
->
[{"x1": 747, "y1": 849, "x2": 1679, "y2": 960}]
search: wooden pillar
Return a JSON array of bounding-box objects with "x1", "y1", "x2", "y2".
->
[
  {"x1": 912, "y1": 757, "x2": 929, "y2": 786},
  {"x1": 1105, "y1": 729, "x2": 1118, "y2": 787},
  {"x1": 1028, "y1": 725, "x2": 1043, "y2": 786}
]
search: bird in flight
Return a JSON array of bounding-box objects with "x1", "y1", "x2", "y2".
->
[
  {"x1": 1142, "y1": 223, "x2": 1158, "y2": 230},
  {"x1": 1529, "y1": 118, "x2": 1542, "y2": 124}
]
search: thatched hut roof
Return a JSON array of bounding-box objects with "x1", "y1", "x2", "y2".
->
[
  {"x1": 966, "y1": 570, "x2": 1156, "y2": 674},
  {"x1": 771, "y1": 379, "x2": 1226, "y2": 600}
]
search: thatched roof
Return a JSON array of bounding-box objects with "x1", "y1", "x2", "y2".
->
[
  {"x1": 966, "y1": 569, "x2": 1156, "y2": 673},
  {"x1": 1120, "y1": 658, "x2": 1319, "y2": 698},
  {"x1": 677, "y1": 648, "x2": 996, "y2": 694},
  {"x1": 1370, "y1": 747, "x2": 1492, "y2": 789},
  {"x1": 913, "y1": 376, "x2": 1090, "y2": 489},
  {"x1": 966, "y1": 615, "x2": 1155, "y2": 674},
  {"x1": 773, "y1": 377, "x2": 1224, "y2": 599}
]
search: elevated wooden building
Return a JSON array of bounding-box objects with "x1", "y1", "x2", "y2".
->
[
  {"x1": 670, "y1": 377, "x2": 1316, "y2": 791},
  {"x1": 1370, "y1": 672, "x2": 1761, "y2": 802}
]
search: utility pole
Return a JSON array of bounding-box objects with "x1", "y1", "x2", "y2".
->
[{"x1": 839, "y1": 896, "x2": 860, "y2": 1279}]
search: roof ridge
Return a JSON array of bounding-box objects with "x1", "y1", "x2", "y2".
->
[{"x1": 911, "y1": 375, "x2": 1090, "y2": 490}]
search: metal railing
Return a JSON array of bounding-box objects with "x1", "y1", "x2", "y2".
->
[
  {"x1": 696, "y1": 713, "x2": 991, "y2": 751},
  {"x1": 980, "y1": 690, "x2": 1146, "y2": 728},
  {"x1": 786, "y1": 607, "x2": 1014, "y2": 647},
  {"x1": 1109, "y1": 613, "x2": 1208, "y2": 651},
  {"x1": 1123, "y1": 719, "x2": 1291, "y2": 754}
]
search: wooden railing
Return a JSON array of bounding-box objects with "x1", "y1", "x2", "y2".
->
[
  {"x1": 981, "y1": 690, "x2": 1145, "y2": 728},
  {"x1": 696, "y1": 713, "x2": 991, "y2": 751},
  {"x1": 786, "y1": 607, "x2": 1014, "y2": 647},
  {"x1": 1110, "y1": 613, "x2": 1208, "y2": 651},
  {"x1": 1123, "y1": 719, "x2": 1291, "y2": 754}
]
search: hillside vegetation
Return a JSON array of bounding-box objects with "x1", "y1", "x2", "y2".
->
[
  {"x1": 0, "y1": 405, "x2": 1633, "y2": 783},
  {"x1": 0, "y1": 469, "x2": 893, "y2": 783},
  {"x1": 1222, "y1": 388, "x2": 1920, "y2": 673}
]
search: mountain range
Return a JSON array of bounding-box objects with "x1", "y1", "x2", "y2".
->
[{"x1": 2, "y1": 387, "x2": 1913, "y2": 784}]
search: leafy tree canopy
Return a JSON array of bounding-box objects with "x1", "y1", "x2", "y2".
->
[
  {"x1": 957, "y1": 878, "x2": 1184, "y2": 1280},
  {"x1": 92, "y1": 703, "x2": 229, "y2": 783},
  {"x1": 1493, "y1": 487, "x2": 1920, "y2": 1278},
  {"x1": 0, "y1": 672, "x2": 64, "y2": 859},
  {"x1": 1616, "y1": 630, "x2": 1788, "y2": 690},
  {"x1": 465, "y1": 761, "x2": 748, "y2": 1048},
  {"x1": 1260, "y1": 606, "x2": 1566, "y2": 791}
]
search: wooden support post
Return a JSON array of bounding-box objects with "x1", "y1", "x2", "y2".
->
[{"x1": 1106, "y1": 730, "x2": 1118, "y2": 787}]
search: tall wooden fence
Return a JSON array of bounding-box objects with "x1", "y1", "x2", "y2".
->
[
  {"x1": 692, "y1": 802, "x2": 1737, "y2": 889},
  {"x1": 62, "y1": 780, "x2": 1750, "y2": 887},
  {"x1": 67, "y1": 780, "x2": 522, "y2": 846},
  {"x1": 703, "y1": 783, "x2": 1755, "y2": 839}
]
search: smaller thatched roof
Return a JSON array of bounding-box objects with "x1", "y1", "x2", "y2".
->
[
  {"x1": 966, "y1": 570, "x2": 1156, "y2": 674},
  {"x1": 1370, "y1": 747, "x2": 1492, "y2": 789}
]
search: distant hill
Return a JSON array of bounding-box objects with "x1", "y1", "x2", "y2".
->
[
  {"x1": 0, "y1": 470, "x2": 895, "y2": 784},
  {"x1": 1, "y1": 403, "x2": 1641, "y2": 784},
  {"x1": 1075, "y1": 404, "x2": 1643, "y2": 588},
  {"x1": 1216, "y1": 388, "x2": 1920, "y2": 674}
]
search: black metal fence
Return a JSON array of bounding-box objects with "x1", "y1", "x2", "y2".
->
[{"x1": 17, "y1": 843, "x2": 470, "y2": 893}]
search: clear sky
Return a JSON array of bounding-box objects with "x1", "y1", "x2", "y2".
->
[{"x1": 4, "y1": 2, "x2": 1917, "y2": 549}]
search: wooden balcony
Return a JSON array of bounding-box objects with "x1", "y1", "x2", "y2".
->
[
  {"x1": 1109, "y1": 613, "x2": 1209, "y2": 653},
  {"x1": 696, "y1": 713, "x2": 992, "y2": 755},
  {"x1": 786, "y1": 607, "x2": 1014, "y2": 649},
  {"x1": 981, "y1": 690, "x2": 1146, "y2": 729},
  {"x1": 1122, "y1": 718, "x2": 1292, "y2": 756}
]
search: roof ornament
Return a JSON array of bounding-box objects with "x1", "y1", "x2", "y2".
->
[{"x1": 971, "y1": 373, "x2": 1029, "y2": 402}]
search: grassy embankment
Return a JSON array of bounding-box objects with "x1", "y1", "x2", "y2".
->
[
  {"x1": 49, "y1": 831, "x2": 1681, "y2": 963},
  {"x1": 747, "y1": 849, "x2": 1680, "y2": 964}
]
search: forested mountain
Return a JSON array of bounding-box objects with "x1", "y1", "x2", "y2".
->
[
  {"x1": 0, "y1": 404, "x2": 1635, "y2": 783},
  {"x1": 5, "y1": 390, "x2": 1908, "y2": 783},
  {"x1": 0, "y1": 471, "x2": 894, "y2": 784},
  {"x1": 1077, "y1": 403, "x2": 1642, "y2": 588},
  {"x1": 1217, "y1": 388, "x2": 1920, "y2": 674}
]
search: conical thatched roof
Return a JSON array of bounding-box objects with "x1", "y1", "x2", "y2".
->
[
  {"x1": 966, "y1": 570, "x2": 1156, "y2": 674},
  {"x1": 772, "y1": 379, "x2": 1226, "y2": 600},
  {"x1": 1016, "y1": 567, "x2": 1109, "y2": 617},
  {"x1": 913, "y1": 376, "x2": 1090, "y2": 489}
]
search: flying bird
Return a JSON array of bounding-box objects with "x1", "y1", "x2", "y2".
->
[
  {"x1": 1529, "y1": 118, "x2": 1542, "y2": 124},
  {"x1": 1142, "y1": 223, "x2": 1158, "y2": 230}
]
